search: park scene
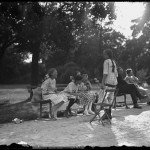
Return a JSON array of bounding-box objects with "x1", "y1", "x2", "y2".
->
[{"x1": 1, "y1": 1, "x2": 150, "y2": 148}]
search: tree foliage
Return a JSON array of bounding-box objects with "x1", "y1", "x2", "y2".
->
[
  {"x1": 130, "y1": 2, "x2": 150, "y2": 76},
  {"x1": 1, "y1": 2, "x2": 139, "y2": 84}
]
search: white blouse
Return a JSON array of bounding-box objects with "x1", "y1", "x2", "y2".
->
[
  {"x1": 41, "y1": 78, "x2": 56, "y2": 94},
  {"x1": 103, "y1": 59, "x2": 118, "y2": 86}
]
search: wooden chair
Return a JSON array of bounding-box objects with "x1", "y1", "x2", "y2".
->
[{"x1": 90, "y1": 88, "x2": 118, "y2": 126}]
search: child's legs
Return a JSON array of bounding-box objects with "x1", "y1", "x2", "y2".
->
[
  {"x1": 52, "y1": 101, "x2": 64, "y2": 117},
  {"x1": 84, "y1": 103, "x2": 88, "y2": 111},
  {"x1": 83, "y1": 101, "x2": 90, "y2": 114},
  {"x1": 104, "y1": 86, "x2": 115, "y2": 104},
  {"x1": 107, "y1": 92, "x2": 114, "y2": 104},
  {"x1": 66, "y1": 98, "x2": 76, "y2": 113},
  {"x1": 88, "y1": 101, "x2": 93, "y2": 111}
]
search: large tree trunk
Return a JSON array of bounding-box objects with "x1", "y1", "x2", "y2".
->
[{"x1": 31, "y1": 43, "x2": 40, "y2": 86}]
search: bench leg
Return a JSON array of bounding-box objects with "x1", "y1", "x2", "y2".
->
[
  {"x1": 124, "y1": 95, "x2": 129, "y2": 109},
  {"x1": 112, "y1": 97, "x2": 116, "y2": 109},
  {"x1": 40, "y1": 103, "x2": 42, "y2": 118},
  {"x1": 49, "y1": 102, "x2": 52, "y2": 118},
  {"x1": 29, "y1": 90, "x2": 33, "y2": 100}
]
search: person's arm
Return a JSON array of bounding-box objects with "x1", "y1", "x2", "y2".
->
[
  {"x1": 63, "y1": 82, "x2": 72, "y2": 93},
  {"x1": 41, "y1": 79, "x2": 55, "y2": 95},
  {"x1": 101, "y1": 60, "x2": 108, "y2": 89},
  {"x1": 101, "y1": 74, "x2": 107, "y2": 89},
  {"x1": 53, "y1": 79, "x2": 58, "y2": 93},
  {"x1": 63, "y1": 82, "x2": 81, "y2": 97},
  {"x1": 78, "y1": 82, "x2": 87, "y2": 91},
  {"x1": 124, "y1": 76, "x2": 131, "y2": 84},
  {"x1": 133, "y1": 76, "x2": 139, "y2": 83},
  {"x1": 87, "y1": 80, "x2": 92, "y2": 91},
  {"x1": 64, "y1": 82, "x2": 79, "y2": 94}
]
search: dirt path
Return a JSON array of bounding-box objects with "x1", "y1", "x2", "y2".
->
[{"x1": 0, "y1": 103, "x2": 150, "y2": 147}]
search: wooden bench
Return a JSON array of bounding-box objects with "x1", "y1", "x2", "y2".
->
[
  {"x1": 30, "y1": 87, "x2": 53, "y2": 119},
  {"x1": 32, "y1": 99, "x2": 52, "y2": 119},
  {"x1": 27, "y1": 84, "x2": 100, "y2": 118},
  {"x1": 27, "y1": 84, "x2": 67, "y2": 101},
  {"x1": 113, "y1": 89, "x2": 129, "y2": 109},
  {"x1": 27, "y1": 84, "x2": 68, "y2": 119}
]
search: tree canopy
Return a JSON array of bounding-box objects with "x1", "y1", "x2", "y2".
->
[{"x1": 1, "y1": 2, "x2": 150, "y2": 84}]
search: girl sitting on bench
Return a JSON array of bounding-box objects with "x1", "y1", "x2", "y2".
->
[{"x1": 41, "y1": 68, "x2": 68, "y2": 120}]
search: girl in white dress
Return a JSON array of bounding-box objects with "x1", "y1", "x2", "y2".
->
[
  {"x1": 41, "y1": 68, "x2": 68, "y2": 120},
  {"x1": 100, "y1": 49, "x2": 118, "y2": 120}
]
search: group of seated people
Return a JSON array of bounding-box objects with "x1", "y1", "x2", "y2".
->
[
  {"x1": 32, "y1": 68, "x2": 98, "y2": 120},
  {"x1": 31, "y1": 67, "x2": 150, "y2": 121}
]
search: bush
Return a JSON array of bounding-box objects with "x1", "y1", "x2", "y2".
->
[
  {"x1": 58, "y1": 62, "x2": 80, "y2": 83},
  {"x1": 56, "y1": 62, "x2": 89, "y2": 83},
  {"x1": 136, "y1": 69, "x2": 148, "y2": 83}
]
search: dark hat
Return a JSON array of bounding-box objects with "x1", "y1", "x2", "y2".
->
[
  {"x1": 74, "y1": 75, "x2": 82, "y2": 81},
  {"x1": 126, "y1": 68, "x2": 132, "y2": 74}
]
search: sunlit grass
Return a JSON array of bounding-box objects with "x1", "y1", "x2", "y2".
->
[{"x1": 0, "y1": 84, "x2": 149, "y2": 124}]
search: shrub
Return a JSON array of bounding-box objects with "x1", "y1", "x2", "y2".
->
[
  {"x1": 59, "y1": 62, "x2": 80, "y2": 83},
  {"x1": 56, "y1": 62, "x2": 89, "y2": 83},
  {"x1": 136, "y1": 69, "x2": 148, "y2": 83}
]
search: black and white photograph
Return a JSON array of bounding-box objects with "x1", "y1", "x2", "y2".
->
[{"x1": 0, "y1": 1, "x2": 150, "y2": 148}]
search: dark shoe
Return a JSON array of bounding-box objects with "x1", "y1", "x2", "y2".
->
[
  {"x1": 139, "y1": 95, "x2": 148, "y2": 99},
  {"x1": 69, "y1": 112, "x2": 77, "y2": 117},
  {"x1": 51, "y1": 117, "x2": 57, "y2": 121},
  {"x1": 108, "y1": 109, "x2": 112, "y2": 119},
  {"x1": 101, "y1": 109, "x2": 112, "y2": 120},
  {"x1": 101, "y1": 113, "x2": 112, "y2": 120},
  {"x1": 50, "y1": 114, "x2": 58, "y2": 121},
  {"x1": 101, "y1": 113, "x2": 108, "y2": 120},
  {"x1": 83, "y1": 111, "x2": 90, "y2": 116},
  {"x1": 147, "y1": 102, "x2": 150, "y2": 106},
  {"x1": 64, "y1": 110, "x2": 70, "y2": 118},
  {"x1": 133, "y1": 104, "x2": 142, "y2": 109}
]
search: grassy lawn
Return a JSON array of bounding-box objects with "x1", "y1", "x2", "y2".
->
[
  {"x1": 0, "y1": 84, "x2": 30, "y2": 104},
  {"x1": 0, "y1": 84, "x2": 81, "y2": 124},
  {"x1": 0, "y1": 84, "x2": 149, "y2": 124}
]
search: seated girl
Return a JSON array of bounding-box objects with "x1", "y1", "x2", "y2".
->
[
  {"x1": 63, "y1": 74, "x2": 96, "y2": 117},
  {"x1": 77, "y1": 75, "x2": 96, "y2": 115},
  {"x1": 41, "y1": 68, "x2": 68, "y2": 120},
  {"x1": 62, "y1": 75, "x2": 83, "y2": 118},
  {"x1": 81, "y1": 74, "x2": 96, "y2": 115}
]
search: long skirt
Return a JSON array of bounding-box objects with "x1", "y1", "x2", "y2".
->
[
  {"x1": 78, "y1": 91, "x2": 95, "y2": 106},
  {"x1": 42, "y1": 93, "x2": 68, "y2": 105},
  {"x1": 31, "y1": 92, "x2": 68, "y2": 114}
]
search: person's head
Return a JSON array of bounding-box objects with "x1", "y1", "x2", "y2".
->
[
  {"x1": 82, "y1": 74, "x2": 88, "y2": 81},
  {"x1": 103, "y1": 49, "x2": 113, "y2": 60},
  {"x1": 74, "y1": 75, "x2": 82, "y2": 85},
  {"x1": 44, "y1": 74, "x2": 49, "y2": 80},
  {"x1": 126, "y1": 68, "x2": 133, "y2": 76},
  {"x1": 47, "y1": 68, "x2": 57, "y2": 79},
  {"x1": 76, "y1": 70, "x2": 81, "y2": 76},
  {"x1": 70, "y1": 76, "x2": 74, "y2": 81},
  {"x1": 117, "y1": 67, "x2": 123, "y2": 75}
]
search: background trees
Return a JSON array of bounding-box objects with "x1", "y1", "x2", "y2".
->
[{"x1": 0, "y1": 2, "x2": 150, "y2": 84}]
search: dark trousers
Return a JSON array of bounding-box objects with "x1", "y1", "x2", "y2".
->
[
  {"x1": 117, "y1": 84, "x2": 142, "y2": 104},
  {"x1": 92, "y1": 93, "x2": 99, "y2": 112},
  {"x1": 66, "y1": 98, "x2": 78, "y2": 113}
]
